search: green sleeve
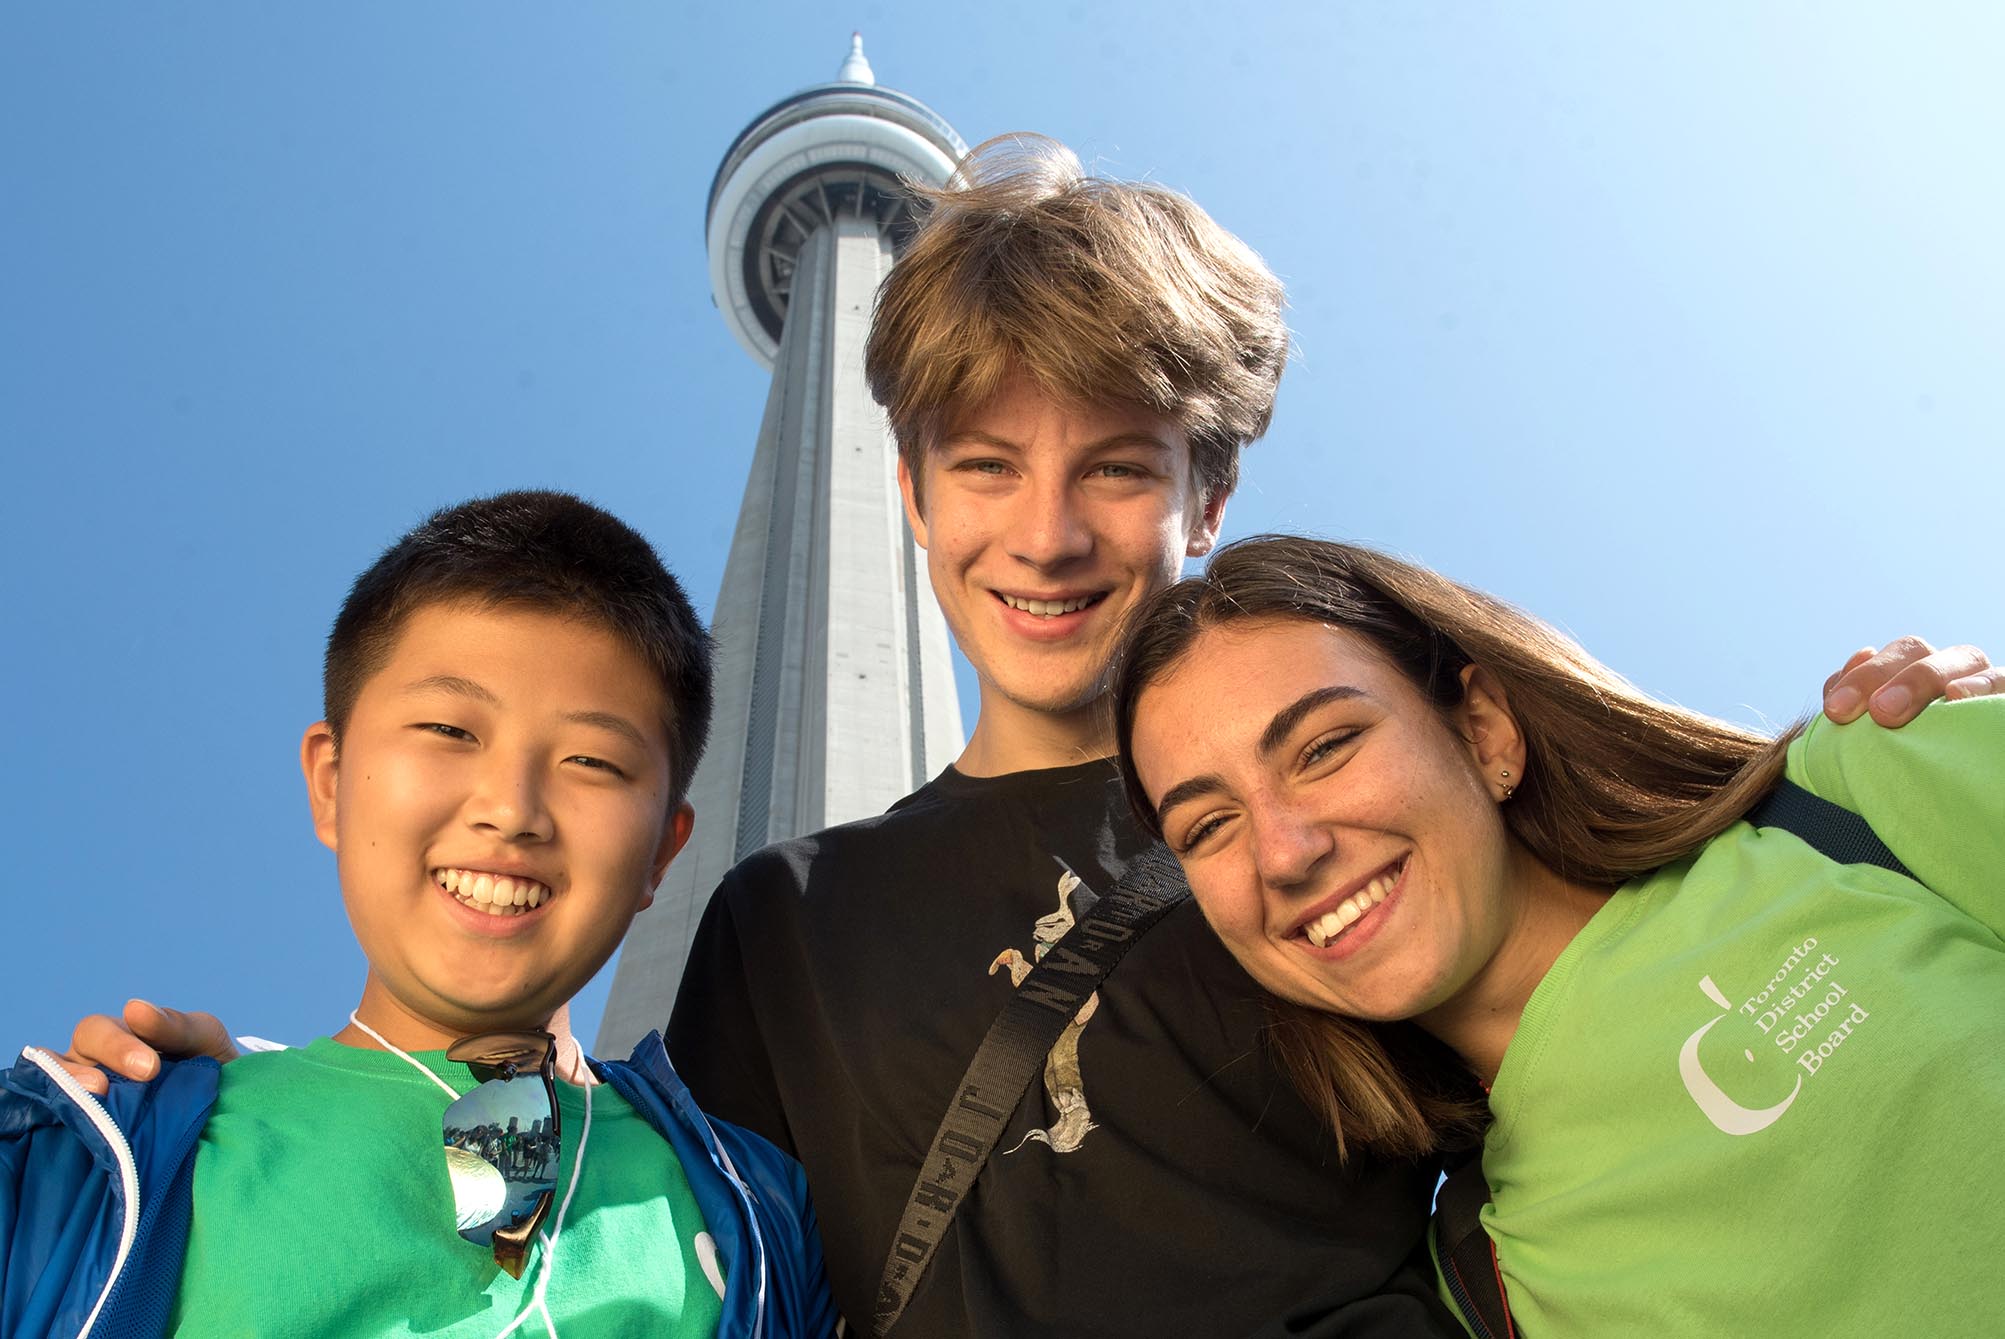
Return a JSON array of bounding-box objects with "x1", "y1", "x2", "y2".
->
[{"x1": 1785, "y1": 697, "x2": 2005, "y2": 935}]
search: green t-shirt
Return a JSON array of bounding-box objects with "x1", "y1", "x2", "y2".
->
[
  {"x1": 168, "y1": 1038, "x2": 726, "y2": 1338},
  {"x1": 1472, "y1": 697, "x2": 2005, "y2": 1337}
]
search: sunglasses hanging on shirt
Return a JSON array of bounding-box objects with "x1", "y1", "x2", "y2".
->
[{"x1": 441, "y1": 1031, "x2": 561, "y2": 1279}]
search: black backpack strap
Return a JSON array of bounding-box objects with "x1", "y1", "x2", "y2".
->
[
  {"x1": 1746, "y1": 778, "x2": 1913, "y2": 879},
  {"x1": 1434, "y1": 1154, "x2": 1514, "y2": 1339},
  {"x1": 870, "y1": 843, "x2": 1192, "y2": 1337}
]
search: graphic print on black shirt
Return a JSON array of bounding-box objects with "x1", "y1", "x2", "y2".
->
[{"x1": 987, "y1": 861, "x2": 1101, "y2": 1155}]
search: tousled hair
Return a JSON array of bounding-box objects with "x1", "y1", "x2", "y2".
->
[
  {"x1": 866, "y1": 133, "x2": 1289, "y2": 504},
  {"x1": 324, "y1": 490, "x2": 715, "y2": 809},
  {"x1": 1112, "y1": 535, "x2": 1798, "y2": 1160}
]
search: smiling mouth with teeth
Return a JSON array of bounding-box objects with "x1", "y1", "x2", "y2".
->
[
  {"x1": 1300, "y1": 861, "x2": 1404, "y2": 949},
  {"x1": 998, "y1": 592, "x2": 1105, "y2": 617},
  {"x1": 435, "y1": 868, "x2": 552, "y2": 918}
]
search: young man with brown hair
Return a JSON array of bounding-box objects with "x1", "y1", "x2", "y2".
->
[
  {"x1": 666, "y1": 136, "x2": 1438, "y2": 1339},
  {"x1": 57, "y1": 136, "x2": 1996, "y2": 1337}
]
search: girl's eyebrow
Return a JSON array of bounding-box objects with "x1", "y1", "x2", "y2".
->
[
  {"x1": 1154, "y1": 686, "x2": 1370, "y2": 828},
  {"x1": 1257, "y1": 685, "x2": 1367, "y2": 757},
  {"x1": 1155, "y1": 772, "x2": 1226, "y2": 828}
]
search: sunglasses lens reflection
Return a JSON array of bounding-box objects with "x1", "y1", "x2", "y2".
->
[{"x1": 442, "y1": 1069, "x2": 558, "y2": 1246}]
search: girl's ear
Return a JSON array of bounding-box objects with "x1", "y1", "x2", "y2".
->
[{"x1": 1456, "y1": 665, "x2": 1527, "y2": 801}]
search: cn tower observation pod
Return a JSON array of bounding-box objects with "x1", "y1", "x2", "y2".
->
[{"x1": 705, "y1": 35, "x2": 967, "y2": 367}]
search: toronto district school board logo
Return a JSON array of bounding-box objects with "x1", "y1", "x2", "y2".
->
[{"x1": 1678, "y1": 935, "x2": 1870, "y2": 1135}]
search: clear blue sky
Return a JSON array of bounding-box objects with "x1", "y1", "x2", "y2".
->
[{"x1": 4, "y1": 4, "x2": 2000, "y2": 1059}]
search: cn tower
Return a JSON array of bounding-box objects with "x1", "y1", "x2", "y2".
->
[{"x1": 598, "y1": 38, "x2": 968, "y2": 1052}]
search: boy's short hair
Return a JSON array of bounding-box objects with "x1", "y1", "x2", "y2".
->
[
  {"x1": 324, "y1": 490, "x2": 714, "y2": 807},
  {"x1": 865, "y1": 133, "x2": 1289, "y2": 503}
]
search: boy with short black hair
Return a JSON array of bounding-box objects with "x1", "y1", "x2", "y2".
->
[{"x1": 0, "y1": 491, "x2": 834, "y2": 1338}]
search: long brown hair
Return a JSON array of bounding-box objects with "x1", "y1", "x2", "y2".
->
[{"x1": 1112, "y1": 535, "x2": 1798, "y2": 1160}]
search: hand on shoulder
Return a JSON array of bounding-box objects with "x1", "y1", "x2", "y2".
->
[
  {"x1": 49, "y1": 998, "x2": 238, "y2": 1095},
  {"x1": 1822, "y1": 637, "x2": 1998, "y2": 726}
]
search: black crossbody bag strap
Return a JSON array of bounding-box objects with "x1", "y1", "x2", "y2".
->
[
  {"x1": 1434, "y1": 1153, "x2": 1514, "y2": 1339},
  {"x1": 1432, "y1": 776, "x2": 1913, "y2": 1339},
  {"x1": 1745, "y1": 777, "x2": 1913, "y2": 879},
  {"x1": 870, "y1": 843, "x2": 1191, "y2": 1337}
]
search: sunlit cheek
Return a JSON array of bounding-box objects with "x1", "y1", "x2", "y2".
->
[
  {"x1": 1184, "y1": 871, "x2": 1260, "y2": 948},
  {"x1": 593, "y1": 798, "x2": 672, "y2": 890},
  {"x1": 1338, "y1": 763, "x2": 1423, "y2": 823},
  {"x1": 925, "y1": 506, "x2": 984, "y2": 552},
  {"x1": 368, "y1": 745, "x2": 458, "y2": 807},
  {"x1": 1181, "y1": 874, "x2": 1226, "y2": 929},
  {"x1": 1147, "y1": 513, "x2": 1191, "y2": 571}
]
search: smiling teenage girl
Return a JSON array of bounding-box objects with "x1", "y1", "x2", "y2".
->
[{"x1": 1115, "y1": 535, "x2": 2005, "y2": 1337}]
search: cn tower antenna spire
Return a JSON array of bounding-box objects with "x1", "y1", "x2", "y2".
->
[{"x1": 837, "y1": 32, "x2": 875, "y2": 85}]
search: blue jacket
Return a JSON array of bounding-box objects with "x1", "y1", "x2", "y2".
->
[{"x1": 0, "y1": 1035, "x2": 837, "y2": 1339}]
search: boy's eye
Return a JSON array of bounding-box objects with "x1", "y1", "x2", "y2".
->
[
  {"x1": 1093, "y1": 462, "x2": 1143, "y2": 479},
  {"x1": 418, "y1": 723, "x2": 475, "y2": 742},
  {"x1": 566, "y1": 755, "x2": 628, "y2": 778}
]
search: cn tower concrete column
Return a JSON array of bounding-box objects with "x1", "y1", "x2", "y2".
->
[
  {"x1": 598, "y1": 218, "x2": 960, "y2": 1050},
  {"x1": 597, "y1": 43, "x2": 967, "y2": 1054},
  {"x1": 813, "y1": 215, "x2": 951, "y2": 826}
]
